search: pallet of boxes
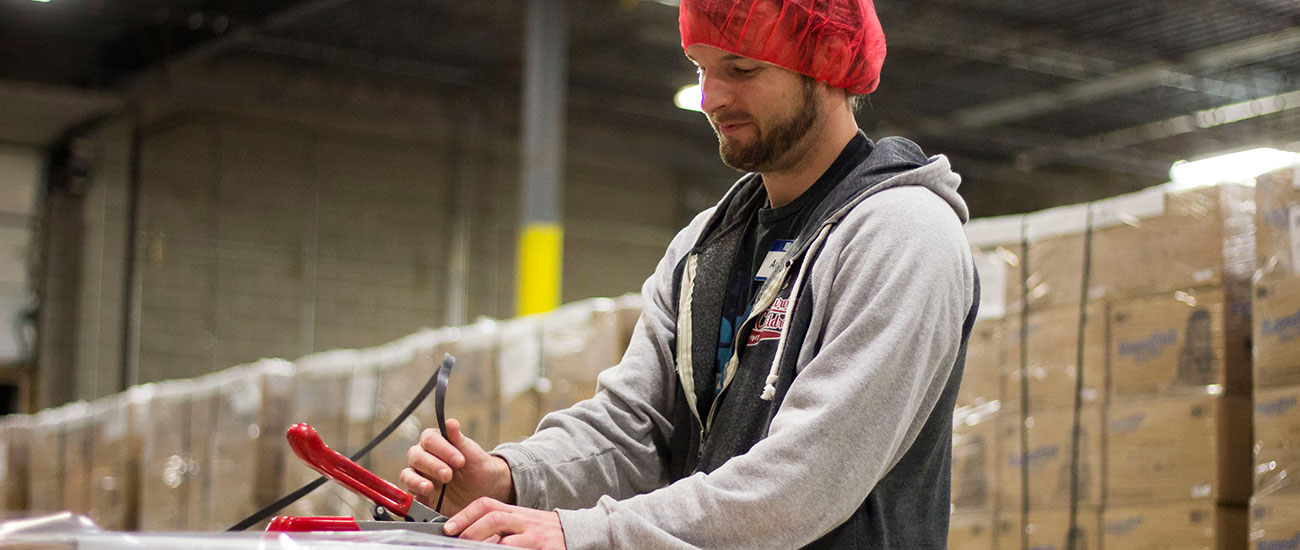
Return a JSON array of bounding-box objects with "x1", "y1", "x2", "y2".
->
[
  {"x1": 1249, "y1": 164, "x2": 1300, "y2": 549},
  {"x1": 958, "y1": 180, "x2": 1259, "y2": 549}
]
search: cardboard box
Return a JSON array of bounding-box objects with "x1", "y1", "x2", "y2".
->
[
  {"x1": 0, "y1": 415, "x2": 31, "y2": 515},
  {"x1": 138, "y1": 380, "x2": 197, "y2": 531},
  {"x1": 1250, "y1": 494, "x2": 1300, "y2": 550},
  {"x1": 996, "y1": 507, "x2": 1101, "y2": 550},
  {"x1": 948, "y1": 511, "x2": 995, "y2": 550},
  {"x1": 1002, "y1": 304, "x2": 1105, "y2": 412},
  {"x1": 958, "y1": 320, "x2": 1003, "y2": 410},
  {"x1": 1103, "y1": 503, "x2": 1246, "y2": 550},
  {"x1": 60, "y1": 404, "x2": 94, "y2": 517},
  {"x1": 1109, "y1": 286, "x2": 1251, "y2": 401},
  {"x1": 1024, "y1": 230, "x2": 1088, "y2": 312},
  {"x1": 997, "y1": 405, "x2": 1103, "y2": 509},
  {"x1": 1106, "y1": 393, "x2": 1251, "y2": 505},
  {"x1": 1254, "y1": 385, "x2": 1300, "y2": 497},
  {"x1": 1253, "y1": 165, "x2": 1300, "y2": 281},
  {"x1": 282, "y1": 354, "x2": 354, "y2": 519},
  {"x1": 952, "y1": 406, "x2": 998, "y2": 512},
  {"x1": 1090, "y1": 183, "x2": 1255, "y2": 302},
  {"x1": 1252, "y1": 277, "x2": 1300, "y2": 389},
  {"x1": 454, "y1": 321, "x2": 502, "y2": 449},
  {"x1": 26, "y1": 406, "x2": 67, "y2": 516},
  {"x1": 87, "y1": 388, "x2": 150, "y2": 531}
]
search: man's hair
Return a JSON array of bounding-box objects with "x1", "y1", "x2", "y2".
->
[{"x1": 848, "y1": 94, "x2": 867, "y2": 114}]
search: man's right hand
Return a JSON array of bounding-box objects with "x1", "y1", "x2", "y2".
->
[{"x1": 400, "y1": 418, "x2": 516, "y2": 516}]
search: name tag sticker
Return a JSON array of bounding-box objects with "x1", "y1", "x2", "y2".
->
[{"x1": 755, "y1": 240, "x2": 794, "y2": 282}]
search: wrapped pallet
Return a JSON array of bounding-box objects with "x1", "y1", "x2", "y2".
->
[
  {"x1": 1002, "y1": 304, "x2": 1105, "y2": 412},
  {"x1": 1249, "y1": 494, "x2": 1300, "y2": 550},
  {"x1": 60, "y1": 403, "x2": 94, "y2": 517},
  {"x1": 1103, "y1": 503, "x2": 1246, "y2": 550},
  {"x1": 1106, "y1": 393, "x2": 1251, "y2": 505},
  {"x1": 957, "y1": 320, "x2": 1003, "y2": 410},
  {"x1": 187, "y1": 360, "x2": 295, "y2": 531},
  {"x1": 453, "y1": 321, "x2": 502, "y2": 449},
  {"x1": 951, "y1": 405, "x2": 998, "y2": 512},
  {"x1": 0, "y1": 414, "x2": 31, "y2": 516},
  {"x1": 139, "y1": 380, "x2": 197, "y2": 531},
  {"x1": 1254, "y1": 385, "x2": 1300, "y2": 498},
  {"x1": 1252, "y1": 164, "x2": 1300, "y2": 281},
  {"x1": 1109, "y1": 286, "x2": 1251, "y2": 401},
  {"x1": 497, "y1": 317, "x2": 543, "y2": 445},
  {"x1": 368, "y1": 328, "x2": 460, "y2": 483},
  {"x1": 26, "y1": 406, "x2": 65, "y2": 516},
  {"x1": 87, "y1": 387, "x2": 151, "y2": 531},
  {"x1": 997, "y1": 405, "x2": 1103, "y2": 510},
  {"x1": 1022, "y1": 204, "x2": 1090, "y2": 312},
  {"x1": 996, "y1": 507, "x2": 1101, "y2": 550},
  {"x1": 948, "y1": 511, "x2": 995, "y2": 550},
  {"x1": 1252, "y1": 277, "x2": 1300, "y2": 389},
  {"x1": 1089, "y1": 182, "x2": 1255, "y2": 303},
  {"x1": 542, "y1": 299, "x2": 622, "y2": 414}
]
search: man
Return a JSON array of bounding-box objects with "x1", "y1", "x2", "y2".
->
[{"x1": 401, "y1": 1, "x2": 978, "y2": 548}]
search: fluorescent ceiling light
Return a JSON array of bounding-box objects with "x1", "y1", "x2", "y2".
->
[
  {"x1": 28, "y1": 0, "x2": 52, "y2": 3},
  {"x1": 1169, "y1": 147, "x2": 1300, "y2": 187},
  {"x1": 674, "y1": 84, "x2": 702, "y2": 112}
]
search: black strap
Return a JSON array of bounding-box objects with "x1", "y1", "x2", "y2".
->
[
  {"x1": 433, "y1": 357, "x2": 454, "y2": 513},
  {"x1": 226, "y1": 353, "x2": 457, "y2": 531}
]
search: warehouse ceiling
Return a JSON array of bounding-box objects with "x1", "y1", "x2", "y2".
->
[{"x1": 2, "y1": 0, "x2": 1299, "y2": 215}]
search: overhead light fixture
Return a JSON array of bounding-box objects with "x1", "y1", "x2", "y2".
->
[
  {"x1": 674, "y1": 84, "x2": 703, "y2": 112},
  {"x1": 27, "y1": 0, "x2": 52, "y2": 3},
  {"x1": 1169, "y1": 147, "x2": 1300, "y2": 187}
]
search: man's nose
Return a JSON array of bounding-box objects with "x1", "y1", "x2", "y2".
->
[{"x1": 699, "y1": 74, "x2": 731, "y2": 115}]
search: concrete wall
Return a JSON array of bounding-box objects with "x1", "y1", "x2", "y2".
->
[{"x1": 51, "y1": 57, "x2": 734, "y2": 403}]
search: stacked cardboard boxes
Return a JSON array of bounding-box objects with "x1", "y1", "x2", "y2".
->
[
  {"x1": 87, "y1": 387, "x2": 150, "y2": 531},
  {"x1": 138, "y1": 380, "x2": 198, "y2": 531},
  {"x1": 0, "y1": 414, "x2": 30, "y2": 516},
  {"x1": 1250, "y1": 165, "x2": 1300, "y2": 550}
]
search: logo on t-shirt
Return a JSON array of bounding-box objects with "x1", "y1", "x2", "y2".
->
[{"x1": 748, "y1": 297, "x2": 790, "y2": 345}]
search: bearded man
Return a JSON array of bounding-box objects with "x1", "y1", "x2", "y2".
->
[{"x1": 402, "y1": 1, "x2": 978, "y2": 548}]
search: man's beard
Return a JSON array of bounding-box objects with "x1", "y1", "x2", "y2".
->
[{"x1": 713, "y1": 81, "x2": 819, "y2": 173}]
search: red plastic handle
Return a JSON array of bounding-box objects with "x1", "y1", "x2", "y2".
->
[
  {"x1": 286, "y1": 423, "x2": 414, "y2": 517},
  {"x1": 266, "y1": 516, "x2": 360, "y2": 532}
]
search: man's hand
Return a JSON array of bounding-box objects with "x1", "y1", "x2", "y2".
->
[
  {"x1": 400, "y1": 418, "x2": 515, "y2": 515},
  {"x1": 445, "y1": 497, "x2": 566, "y2": 550}
]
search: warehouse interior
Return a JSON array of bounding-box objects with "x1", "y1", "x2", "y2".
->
[{"x1": 0, "y1": 0, "x2": 1299, "y2": 548}]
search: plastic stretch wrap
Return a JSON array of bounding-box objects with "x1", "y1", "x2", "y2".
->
[
  {"x1": 951, "y1": 405, "x2": 998, "y2": 512},
  {"x1": 1090, "y1": 182, "x2": 1255, "y2": 303},
  {"x1": 1250, "y1": 494, "x2": 1300, "y2": 550},
  {"x1": 0, "y1": 415, "x2": 31, "y2": 515},
  {"x1": 541, "y1": 299, "x2": 622, "y2": 415},
  {"x1": 449, "y1": 321, "x2": 502, "y2": 450},
  {"x1": 1108, "y1": 285, "x2": 1250, "y2": 401},
  {"x1": 138, "y1": 380, "x2": 198, "y2": 531},
  {"x1": 1254, "y1": 385, "x2": 1300, "y2": 498},
  {"x1": 995, "y1": 507, "x2": 1100, "y2": 550},
  {"x1": 1103, "y1": 503, "x2": 1246, "y2": 550},
  {"x1": 956, "y1": 320, "x2": 1003, "y2": 410},
  {"x1": 1106, "y1": 393, "x2": 1251, "y2": 505},
  {"x1": 1252, "y1": 165, "x2": 1300, "y2": 281},
  {"x1": 87, "y1": 387, "x2": 151, "y2": 531},
  {"x1": 997, "y1": 405, "x2": 1102, "y2": 509},
  {"x1": 1252, "y1": 277, "x2": 1300, "y2": 389},
  {"x1": 947, "y1": 511, "x2": 994, "y2": 550},
  {"x1": 1003, "y1": 304, "x2": 1105, "y2": 412},
  {"x1": 1023, "y1": 204, "x2": 1089, "y2": 313}
]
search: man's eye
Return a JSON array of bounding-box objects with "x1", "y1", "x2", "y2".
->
[{"x1": 734, "y1": 67, "x2": 758, "y2": 75}]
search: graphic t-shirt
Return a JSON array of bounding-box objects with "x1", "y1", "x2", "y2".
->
[{"x1": 702, "y1": 134, "x2": 872, "y2": 416}]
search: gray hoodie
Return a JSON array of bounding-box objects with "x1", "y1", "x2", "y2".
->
[{"x1": 494, "y1": 136, "x2": 977, "y2": 549}]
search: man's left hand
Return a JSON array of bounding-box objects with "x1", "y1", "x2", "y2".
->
[{"x1": 444, "y1": 497, "x2": 567, "y2": 550}]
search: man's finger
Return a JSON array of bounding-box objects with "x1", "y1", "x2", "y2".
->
[
  {"x1": 458, "y1": 510, "x2": 526, "y2": 542},
  {"x1": 445, "y1": 496, "x2": 506, "y2": 536},
  {"x1": 406, "y1": 443, "x2": 453, "y2": 483},
  {"x1": 419, "y1": 426, "x2": 465, "y2": 468}
]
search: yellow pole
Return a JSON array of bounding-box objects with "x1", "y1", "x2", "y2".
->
[{"x1": 516, "y1": 222, "x2": 563, "y2": 316}]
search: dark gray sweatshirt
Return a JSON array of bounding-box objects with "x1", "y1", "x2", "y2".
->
[{"x1": 494, "y1": 137, "x2": 977, "y2": 549}]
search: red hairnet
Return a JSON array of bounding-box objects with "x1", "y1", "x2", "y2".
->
[{"x1": 679, "y1": 0, "x2": 886, "y2": 95}]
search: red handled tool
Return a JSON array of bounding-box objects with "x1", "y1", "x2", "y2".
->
[
  {"x1": 265, "y1": 423, "x2": 447, "y2": 534},
  {"x1": 263, "y1": 355, "x2": 456, "y2": 535}
]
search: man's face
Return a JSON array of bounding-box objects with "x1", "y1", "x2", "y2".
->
[{"x1": 686, "y1": 44, "x2": 821, "y2": 173}]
